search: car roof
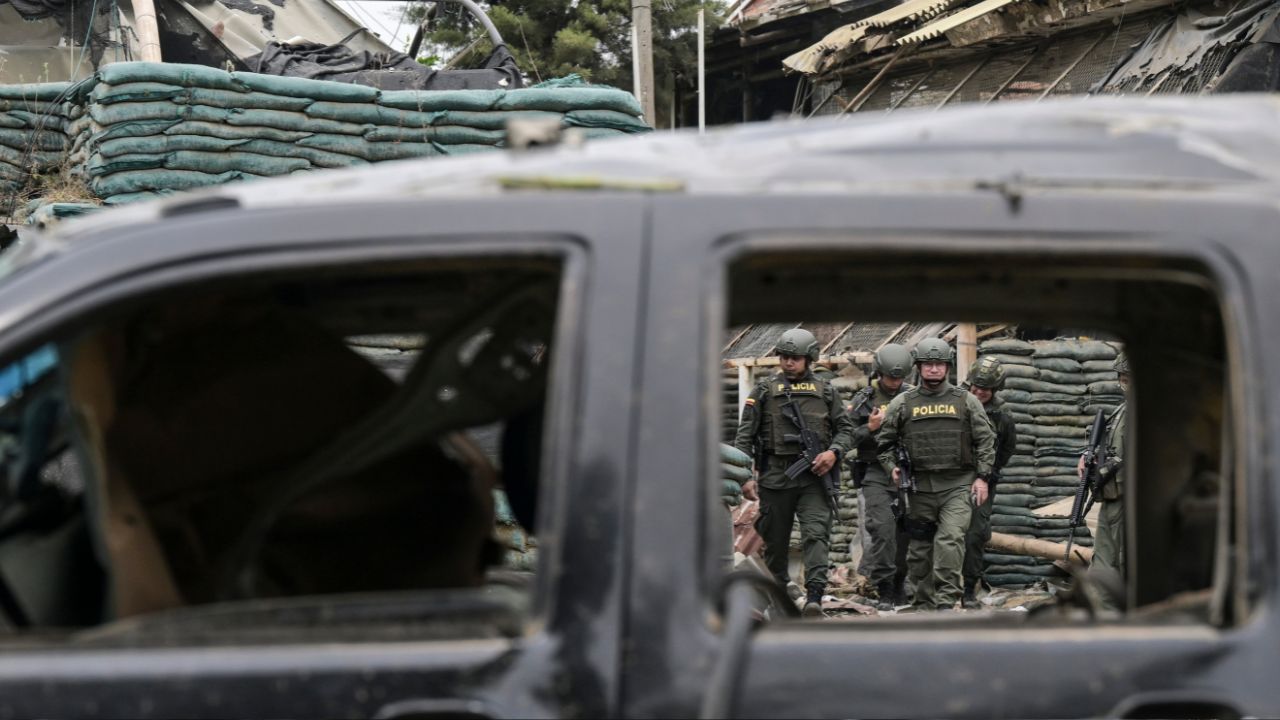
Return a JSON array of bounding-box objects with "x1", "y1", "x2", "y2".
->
[{"x1": 19, "y1": 93, "x2": 1280, "y2": 262}]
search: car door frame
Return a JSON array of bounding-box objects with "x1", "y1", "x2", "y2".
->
[
  {"x1": 0, "y1": 193, "x2": 646, "y2": 720},
  {"x1": 624, "y1": 189, "x2": 1276, "y2": 719}
]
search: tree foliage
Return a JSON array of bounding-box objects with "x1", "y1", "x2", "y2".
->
[{"x1": 405, "y1": 0, "x2": 721, "y2": 126}]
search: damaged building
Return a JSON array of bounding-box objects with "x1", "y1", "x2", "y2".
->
[{"x1": 710, "y1": 0, "x2": 1280, "y2": 121}]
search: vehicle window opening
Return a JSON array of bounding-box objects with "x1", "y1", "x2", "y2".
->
[
  {"x1": 0, "y1": 256, "x2": 563, "y2": 643},
  {"x1": 714, "y1": 248, "x2": 1234, "y2": 628}
]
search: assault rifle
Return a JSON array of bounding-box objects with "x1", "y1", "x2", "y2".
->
[
  {"x1": 891, "y1": 444, "x2": 916, "y2": 522},
  {"x1": 1064, "y1": 409, "x2": 1109, "y2": 562},
  {"x1": 779, "y1": 383, "x2": 841, "y2": 512}
]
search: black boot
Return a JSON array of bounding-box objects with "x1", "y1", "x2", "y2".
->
[
  {"x1": 803, "y1": 583, "x2": 824, "y2": 618},
  {"x1": 962, "y1": 580, "x2": 978, "y2": 609},
  {"x1": 875, "y1": 581, "x2": 897, "y2": 611}
]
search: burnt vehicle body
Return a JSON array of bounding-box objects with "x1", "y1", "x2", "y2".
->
[{"x1": 0, "y1": 95, "x2": 1271, "y2": 718}]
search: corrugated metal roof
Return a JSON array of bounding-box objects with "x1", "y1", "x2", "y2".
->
[
  {"x1": 784, "y1": 24, "x2": 871, "y2": 74},
  {"x1": 896, "y1": 0, "x2": 1026, "y2": 44},
  {"x1": 865, "y1": 0, "x2": 964, "y2": 28}
]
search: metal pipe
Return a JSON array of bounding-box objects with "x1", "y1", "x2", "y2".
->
[
  {"x1": 837, "y1": 45, "x2": 911, "y2": 116},
  {"x1": 698, "y1": 8, "x2": 706, "y2": 134},
  {"x1": 935, "y1": 53, "x2": 990, "y2": 110},
  {"x1": 1037, "y1": 31, "x2": 1107, "y2": 101}
]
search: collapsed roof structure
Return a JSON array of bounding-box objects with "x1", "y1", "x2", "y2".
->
[{"x1": 709, "y1": 0, "x2": 1280, "y2": 121}]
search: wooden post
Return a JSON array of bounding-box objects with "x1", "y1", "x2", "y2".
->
[
  {"x1": 989, "y1": 531, "x2": 1093, "y2": 565},
  {"x1": 133, "y1": 0, "x2": 164, "y2": 63},
  {"x1": 956, "y1": 322, "x2": 977, "y2": 377},
  {"x1": 737, "y1": 364, "x2": 751, "y2": 421},
  {"x1": 631, "y1": 0, "x2": 657, "y2": 125}
]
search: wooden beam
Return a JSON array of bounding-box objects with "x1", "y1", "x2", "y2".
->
[
  {"x1": 877, "y1": 322, "x2": 910, "y2": 350},
  {"x1": 956, "y1": 323, "x2": 977, "y2": 376},
  {"x1": 976, "y1": 323, "x2": 1010, "y2": 339},
  {"x1": 726, "y1": 352, "x2": 874, "y2": 368},
  {"x1": 989, "y1": 531, "x2": 1092, "y2": 566},
  {"x1": 723, "y1": 324, "x2": 755, "y2": 354},
  {"x1": 133, "y1": 0, "x2": 163, "y2": 63}
]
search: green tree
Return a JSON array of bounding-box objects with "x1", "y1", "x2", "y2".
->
[{"x1": 404, "y1": 0, "x2": 721, "y2": 128}]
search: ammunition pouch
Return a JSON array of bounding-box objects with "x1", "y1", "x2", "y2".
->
[{"x1": 903, "y1": 517, "x2": 938, "y2": 541}]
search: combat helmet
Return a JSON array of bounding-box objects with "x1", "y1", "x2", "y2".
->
[
  {"x1": 913, "y1": 337, "x2": 955, "y2": 364},
  {"x1": 967, "y1": 355, "x2": 1005, "y2": 389},
  {"x1": 1113, "y1": 350, "x2": 1130, "y2": 375},
  {"x1": 873, "y1": 343, "x2": 913, "y2": 379},
  {"x1": 775, "y1": 328, "x2": 820, "y2": 361}
]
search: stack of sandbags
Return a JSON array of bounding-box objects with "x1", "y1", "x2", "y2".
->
[
  {"x1": 61, "y1": 62, "x2": 648, "y2": 205},
  {"x1": 720, "y1": 444, "x2": 751, "y2": 507},
  {"x1": 0, "y1": 83, "x2": 72, "y2": 210},
  {"x1": 978, "y1": 337, "x2": 1122, "y2": 586}
]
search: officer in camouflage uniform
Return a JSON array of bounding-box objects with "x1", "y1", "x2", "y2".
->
[
  {"x1": 961, "y1": 356, "x2": 1018, "y2": 607},
  {"x1": 1080, "y1": 351, "x2": 1129, "y2": 609},
  {"x1": 877, "y1": 338, "x2": 996, "y2": 611},
  {"x1": 734, "y1": 328, "x2": 855, "y2": 617},
  {"x1": 846, "y1": 343, "x2": 914, "y2": 610}
]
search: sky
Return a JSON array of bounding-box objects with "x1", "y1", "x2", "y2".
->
[{"x1": 335, "y1": 1, "x2": 416, "y2": 54}]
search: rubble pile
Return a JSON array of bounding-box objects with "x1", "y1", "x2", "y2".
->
[
  {"x1": 981, "y1": 337, "x2": 1122, "y2": 586},
  {"x1": 2, "y1": 62, "x2": 650, "y2": 211}
]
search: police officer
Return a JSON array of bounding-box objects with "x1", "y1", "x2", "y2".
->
[
  {"x1": 876, "y1": 338, "x2": 995, "y2": 611},
  {"x1": 847, "y1": 343, "x2": 914, "y2": 610},
  {"x1": 1079, "y1": 351, "x2": 1128, "y2": 609},
  {"x1": 961, "y1": 356, "x2": 1018, "y2": 607},
  {"x1": 734, "y1": 328, "x2": 855, "y2": 617}
]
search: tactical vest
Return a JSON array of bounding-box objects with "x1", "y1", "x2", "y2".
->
[
  {"x1": 1102, "y1": 403, "x2": 1127, "y2": 501},
  {"x1": 901, "y1": 385, "x2": 974, "y2": 472},
  {"x1": 759, "y1": 373, "x2": 833, "y2": 455}
]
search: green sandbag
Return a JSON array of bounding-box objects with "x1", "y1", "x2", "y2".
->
[
  {"x1": 379, "y1": 85, "x2": 643, "y2": 116},
  {"x1": 232, "y1": 70, "x2": 380, "y2": 103},
  {"x1": 0, "y1": 144, "x2": 61, "y2": 168},
  {"x1": 86, "y1": 152, "x2": 165, "y2": 174},
  {"x1": 90, "y1": 118, "x2": 184, "y2": 142},
  {"x1": 90, "y1": 102, "x2": 372, "y2": 136},
  {"x1": 1034, "y1": 465, "x2": 1076, "y2": 477},
  {"x1": 90, "y1": 81, "x2": 185, "y2": 105},
  {"x1": 101, "y1": 189, "x2": 174, "y2": 205},
  {"x1": 1035, "y1": 436, "x2": 1082, "y2": 448},
  {"x1": 1004, "y1": 455, "x2": 1035, "y2": 467},
  {"x1": 436, "y1": 143, "x2": 500, "y2": 156},
  {"x1": 0, "y1": 128, "x2": 66, "y2": 151},
  {"x1": 297, "y1": 134, "x2": 442, "y2": 162},
  {"x1": 1036, "y1": 415, "x2": 1094, "y2": 428},
  {"x1": 995, "y1": 482, "x2": 1033, "y2": 495},
  {"x1": 91, "y1": 167, "x2": 268, "y2": 197},
  {"x1": 1030, "y1": 357, "x2": 1082, "y2": 373},
  {"x1": 0, "y1": 115, "x2": 28, "y2": 130},
  {"x1": 306, "y1": 100, "x2": 446, "y2": 127},
  {"x1": 1010, "y1": 412, "x2": 1033, "y2": 424},
  {"x1": 1015, "y1": 423, "x2": 1087, "y2": 439},
  {"x1": 1089, "y1": 381, "x2": 1124, "y2": 395},
  {"x1": 99, "y1": 62, "x2": 250, "y2": 92},
  {"x1": 721, "y1": 463, "x2": 752, "y2": 483},
  {"x1": 1036, "y1": 455, "x2": 1081, "y2": 468},
  {"x1": 0, "y1": 82, "x2": 72, "y2": 102},
  {"x1": 1035, "y1": 477, "x2": 1079, "y2": 488},
  {"x1": 1082, "y1": 360, "x2": 1115, "y2": 372},
  {"x1": 1082, "y1": 403, "x2": 1121, "y2": 416},
  {"x1": 98, "y1": 133, "x2": 248, "y2": 157},
  {"x1": 980, "y1": 338, "x2": 1035, "y2": 355},
  {"x1": 1024, "y1": 403, "x2": 1082, "y2": 416},
  {"x1": 997, "y1": 389, "x2": 1032, "y2": 404},
  {"x1": 986, "y1": 573, "x2": 1051, "y2": 586},
  {"x1": 720, "y1": 443, "x2": 752, "y2": 467},
  {"x1": 362, "y1": 124, "x2": 506, "y2": 145},
  {"x1": 994, "y1": 493, "x2": 1035, "y2": 506},
  {"x1": 1001, "y1": 364, "x2": 1040, "y2": 379},
  {"x1": 93, "y1": 149, "x2": 311, "y2": 176},
  {"x1": 236, "y1": 139, "x2": 366, "y2": 168},
  {"x1": 0, "y1": 100, "x2": 66, "y2": 116},
  {"x1": 1005, "y1": 378, "x2": 1086, "y2": 395},
  {"x1": 1028, "y1": 392, "x2": 1085, "y2": 404},
  {"x1": 1033, "y1": 340, "x2": 1117, "y2": 361},
  {"x1": 7, "y1": 110, "x2": 66, "y2": 131},
  {"x1": 1036, "y1": 369, "x2": 1085, "y2": 385},
  {"x1": 1078, "y1": 372, "x2": 1115, "y2": 384},
  {"x1": 978, "y1": 352, "x2": 1033, "y2": 366},
  {"x1": 0, "y1": 161, "x2": 27, "y2": 181},
  {"x1": 986, "y1": 564, "x2": 1060, "y2": 577},
  {"x1": 564, "y1": 109, "x2": 650, "y2": 132}
]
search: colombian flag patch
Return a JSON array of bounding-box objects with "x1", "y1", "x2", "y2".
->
[{"x1": 744, "y1": 398, "x2": 756, "y2": 406}]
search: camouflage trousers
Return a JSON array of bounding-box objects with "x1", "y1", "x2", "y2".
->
[
  {"x1": 906, "y1": 485, "x2": 972, "y2": 610},
  {"x1": 962, "y1": 488, "x2": 996, "y2": 589},
  {"x1": 860, "y1": 466, "x2": 907, "y2": 588},
  {"x1": 1091, "y1": 498, "x2": 1126, "y2": 610},
  {"x1": 755, "y1": 482, "x2": 832, "y2": 589}
]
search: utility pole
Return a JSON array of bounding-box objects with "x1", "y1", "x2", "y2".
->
[{"x1": 632, "y1": 0, "x2": 656, "y2": 126}]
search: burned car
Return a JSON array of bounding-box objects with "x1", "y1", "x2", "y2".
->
[{"x1": 0, "y1": 94, "x2": 1269, "y2": 718}]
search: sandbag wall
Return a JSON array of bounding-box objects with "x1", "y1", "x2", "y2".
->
[
  {"x1": 3, "y1": 62, "x2": 650, "y2": 210},
  {"x1": 0, "y1": 83, "x2": 72, "y2": 212},
  {"x1": 981, "y1": 337, "x2": 1122, "y2": 586}
]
